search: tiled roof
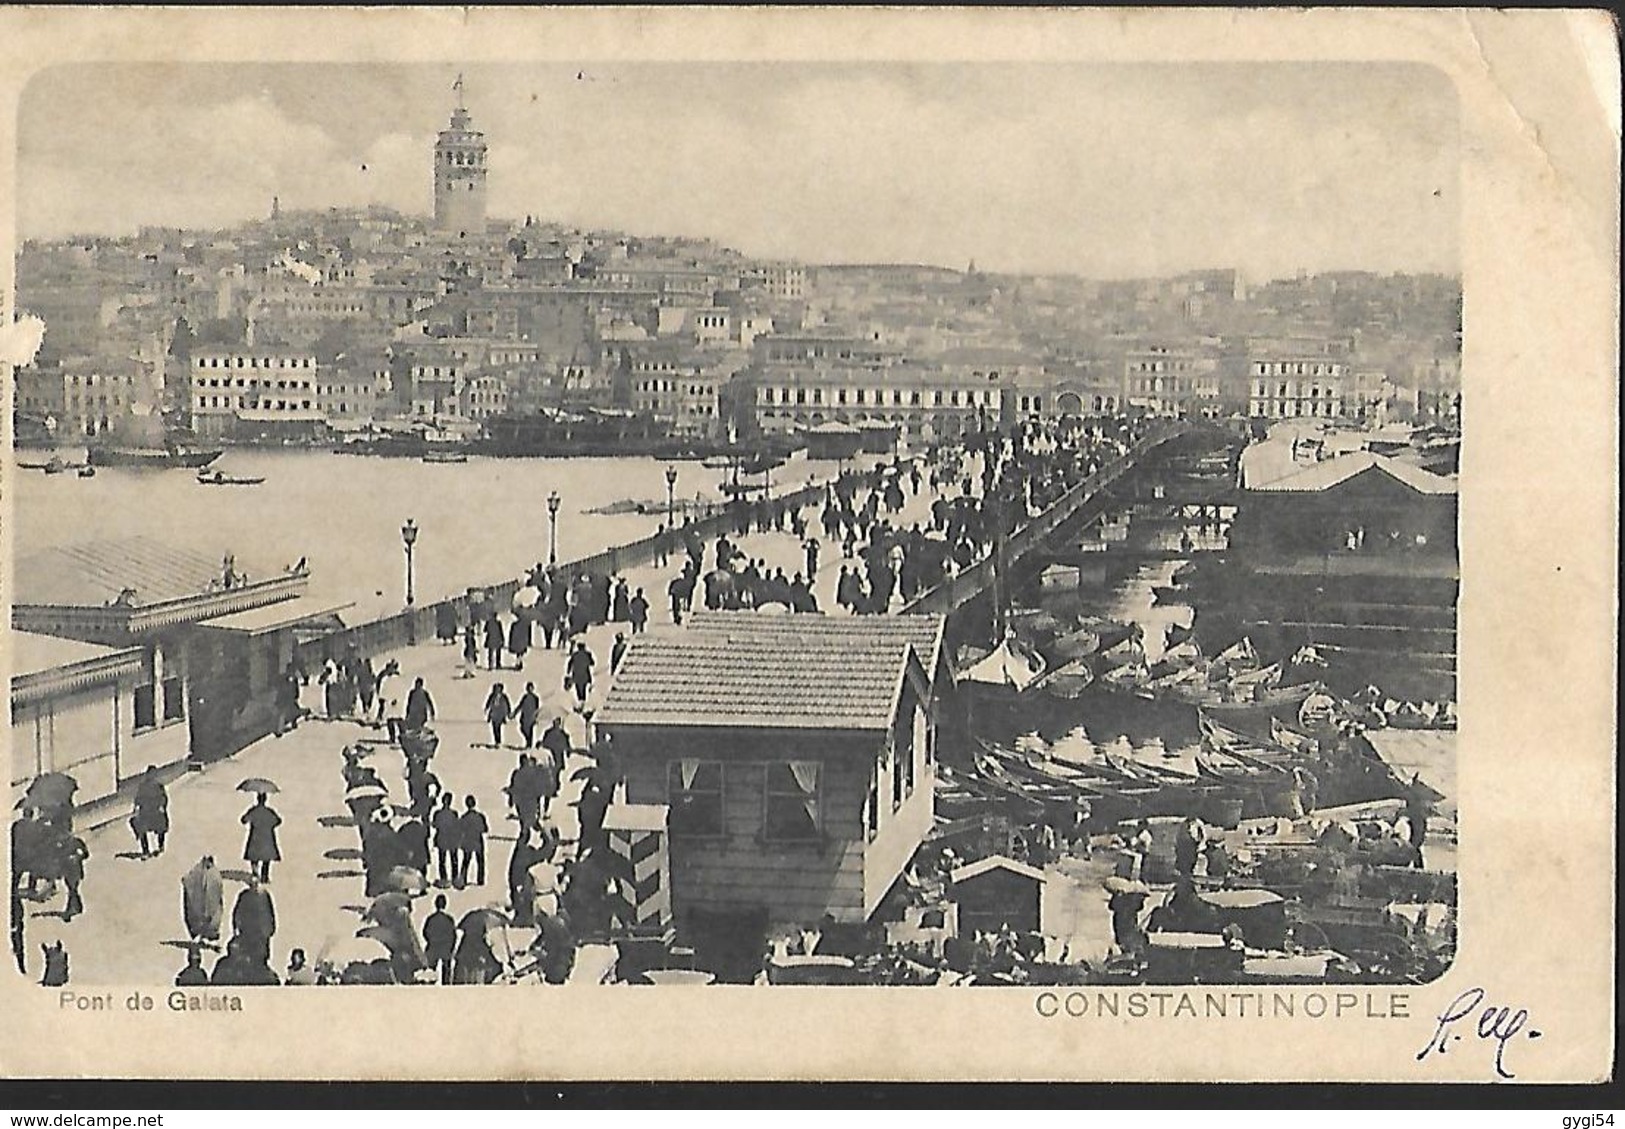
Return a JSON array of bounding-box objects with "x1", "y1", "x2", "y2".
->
[
  {"x1": 13, "y1": 537, "x2": 278, "y2": 609},
  {"x1": 596, "y1": 616, "x2": 933, "y2": 730},
  {"x1": 1249, "y1": 452, "x2": 1457, "y2": 496},
  {"x1": 685, "y1": 610, "x2": 946, "y2": 685}
]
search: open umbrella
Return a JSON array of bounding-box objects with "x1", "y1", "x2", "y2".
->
[
  {"x1": 237, "y1": 778, "x2": 280, "y2": 795},
  {"x1": 363, "y1": 892, "x2": 413, "y2": 922},
  {"x1": 17, "y1": 773, "x2": 77, "y2": 810},
  {"x1": 345, "y1": 783, "x2": 390, "y2": 803},
  {"x1": 1102, "y1": 876, "x2": 1150, "y2": 895},
  {"x1": 160, "y1": 938, "x2": 221, "y2": 953},
  {"x1": 458, "y1": 906, "x2": 511, "y2": 933},
  {"x1": 317, "y1": 932, "x2": 390, "y2": 968},
  {"x1": 384, "y1": 866, "x2": 428, "y2": 896}
]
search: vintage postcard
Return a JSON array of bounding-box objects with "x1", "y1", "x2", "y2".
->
[{"x1": 0, "y1": 8, "x2": 1615, "y2": 1083}]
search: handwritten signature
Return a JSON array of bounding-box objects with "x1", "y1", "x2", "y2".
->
[{"x1": 1416, "y1": 987, "x2": 1542, "y2": 1079}]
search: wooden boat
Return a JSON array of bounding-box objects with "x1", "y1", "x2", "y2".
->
[
  {"x1": 196, "y1": 469, "x2": 266, "y2": 486},
  {"x1": 1195, "y1": 748, "x2": 1287, "y2": 782},
  {"x1": 77, "y1": 466, "x2": 95, "y2": 478},
  {"x1": 1033, "y1": 658, "x2": 1095, "y2": 700},
  {"x1": 421, "y1": 450, "x2": 469, "y2": 464},
  {"x1": 90, "y1": 444, "x2": 222, "y2": 469},
  {"x1": 1204, "y1": 680, "x2": 1323, "y2": 716}
]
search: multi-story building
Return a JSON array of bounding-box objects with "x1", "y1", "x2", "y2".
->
[
  {"x1": 1247, "y1": 354, "x2": 1348, "y2": 419},
  {"x1": 1123, "y1": 344, "x2": 1227, "y2": 418},
  {"x1": 316, "y1": 352, "x2": 387, "y2": 424},
  {"x1": 15, "y1": 358, "x2": 148, "y2": 439},
  {"x1": 749, "y1": 359, "x2": 1003, "y2": 443},
  {"x1": 459, "y1": 373, "x2": 509, "y2": 420},
  {"x1": 189, "y1": 348, "x2": 320, "y2": 437},
  {"x1": 742, "y1": 262, "x2": 808, "y2": 301},
  {"x1": 624, "y1": 343, "x2": 736, "y2": 438}
]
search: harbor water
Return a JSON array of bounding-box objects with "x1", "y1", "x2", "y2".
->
[{"x1": 13, "y1": 448, "x2": 858, "y2": 623}]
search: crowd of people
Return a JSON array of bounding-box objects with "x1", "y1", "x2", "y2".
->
[{"x1": 13, "y1": 416, "x2": 1165, "y2": 988}]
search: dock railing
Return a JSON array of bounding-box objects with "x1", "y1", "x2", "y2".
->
[{"x1": 292, "y1": 467, "x2": 881, "y2": 668}]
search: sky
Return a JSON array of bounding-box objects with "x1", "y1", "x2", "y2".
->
[{"x1": 17, "y1": 62, "x2": 1460, "y2": 280}]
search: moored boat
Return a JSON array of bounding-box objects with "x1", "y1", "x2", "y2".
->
[{"x1": 90, "y1": 444, "x2": 223, "y2": 469}]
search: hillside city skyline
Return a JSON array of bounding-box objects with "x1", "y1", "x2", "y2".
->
[{"x1": 18, "y1": 62, "x2": 1460, "y2": 280}]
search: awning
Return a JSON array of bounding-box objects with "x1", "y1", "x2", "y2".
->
[{"x1": 200, "y1": 597, "x2": 355, "y2": 637}]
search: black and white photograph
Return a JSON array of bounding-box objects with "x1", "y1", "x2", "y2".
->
[{"x1": 0, "y1": 8, "x2": 1614, "y2": 1086}]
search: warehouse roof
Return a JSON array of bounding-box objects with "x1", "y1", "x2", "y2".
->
[
  {"x1": 1248, "y1": 451, "x2": 1456, "y2": 496},
  {"x1": 14, "y1": 537, "x2": 285, "y2": 608}
]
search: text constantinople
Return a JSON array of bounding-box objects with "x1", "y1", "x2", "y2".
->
[{"x1": 1035, "y1": 989, "x2": 1410, "y2": 1021}]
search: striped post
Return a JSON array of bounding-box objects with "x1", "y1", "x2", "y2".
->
[{"x1": 602, "y1": 802, "x2": 672, "y2": 939}]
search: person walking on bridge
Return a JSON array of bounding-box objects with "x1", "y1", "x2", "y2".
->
[
  {"x1": 516, "y1": 682, "x2": 542, "y2": 748},
  {"x1": 566, "y1": 641, "x2": 596, "y2": 707},
  {"x1": 483, "y1": 682, "x2": 513, "y2": 748},
  {"x1": 241, "y1": 793, "x2": 282, "y2": 883},
  {"x1": 405, "y1": 676, "x2": 435, "y2": 734}
]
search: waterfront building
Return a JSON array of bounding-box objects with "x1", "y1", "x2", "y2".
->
[
  {"x1": 316, "y1": 350, "x2": 388, "y2": 424},
  {"x1": 432, "y1": 82, "x2": 489, "y2": 238},
  {"x1": 1218, "y1": 452, "x2": 1458, "y2": 697},
  {"x1": 746, "y1": 358, "x2": 997, "y2": 443},
  {"x1": 15, "y1": 356, "x2": 145, "y2": 439},
  {"x1": 188, "y1": 347, "x2": 321, "y2": 438},
  {"x1": 459, "y1": 372, "x2": 509, "y2": 420},
  {"x1": 623, "y1": 341, "x2": 736, "y2": 438},
  {"x1": 13, "y1": 537, "x2": 348, "y2": 770},
  {"x1": 596, "y1": 615, "x2": 944, "y2": 950}
]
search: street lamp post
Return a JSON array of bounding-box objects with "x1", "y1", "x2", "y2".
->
[
  {"x1": 401, "y1": 518, "x2": 419, "y2": 645},
  {"x1": 547, "y1": 490, "x2": 561, "y2": 566},
  {"x1": 665, "y1": 465, "x2": 678, "y2": 530},
  {"x1": 401, "y1": 518, "x2": 418, "y2": 607}
]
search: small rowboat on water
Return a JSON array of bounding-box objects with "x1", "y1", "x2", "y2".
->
[{"x1": 196, "y1": 469, "x2": 266, "y2": 486}]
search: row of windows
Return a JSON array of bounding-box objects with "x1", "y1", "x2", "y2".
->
[
  {"x1": 1249, "y1": 399, "x2": 1345, "y2": 418},
  {"x1": 196, "y1": 356, "x2": 314, "y2": 370},
  {"x1": 195, "y1": 378, "x2": 314, "y2": 391},
  {"x1": 758, "y1": 386, "x2": 999, "y2": 408},
  {"x1": 195, "y1": 397, "x2": 316, "y2": 412},
  {"x1": 641, "y1": 400, "x2": 716, "y2": 416},
  {"x1": 638, "y1": 380, "x2": 715, "y2": 396},
  {"x1": 1252, "y1": 382, "x2": 1341, "y2": 398},
  {"x1": 58, "y1": 373, "x2": 135, "y2": 386},
  {"x1": 439, "y1": 148, "x2": 486, "y2": 167},
  {"x1": 1253, "y1": 361, "x2": 1343, "y2": 377},
  {"x1": 266, "y1": 302, "x2": 366, "y2": 316}
]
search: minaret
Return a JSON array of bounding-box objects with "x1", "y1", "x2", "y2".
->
[{"x1": 433, "y1": 74, "x2": 488, "y2": 237}]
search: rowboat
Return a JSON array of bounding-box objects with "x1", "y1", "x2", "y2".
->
[
  {"x1": 421, "y1": 450, "x2": 469, "y2": 464},
  {"x1": 1203, "y1": 680, "x2": 1323, "y2": 716},
  {"x1": 196, "y1": 469, "x2": 266, "y2": 486},
  {"x1": 1032, "y1": 658, "x2": 1095, "y2": 700}
]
